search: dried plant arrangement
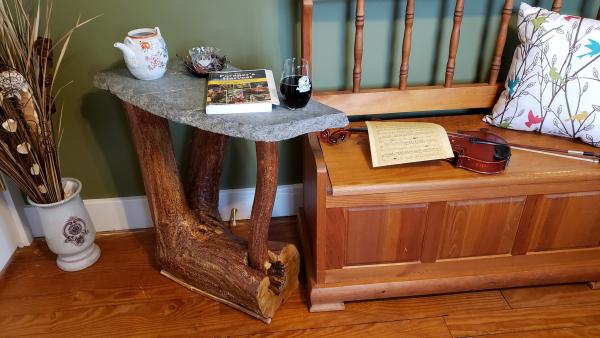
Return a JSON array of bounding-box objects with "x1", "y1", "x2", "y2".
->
[{"x1": 0, "y1": 0, "x2": 96, "y2": 204}]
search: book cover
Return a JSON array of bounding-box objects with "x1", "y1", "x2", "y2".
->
[{"x1": 205, "y1": 69, "x2": 278, "y2": 114}]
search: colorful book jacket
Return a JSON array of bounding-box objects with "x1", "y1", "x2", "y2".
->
[{"x1": 205, "y1": 69, "x2": 277, "y2": 114}]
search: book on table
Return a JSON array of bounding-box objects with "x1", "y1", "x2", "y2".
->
[{"x1": 205, "y1": 69, "x2": 279, "y2": 114}]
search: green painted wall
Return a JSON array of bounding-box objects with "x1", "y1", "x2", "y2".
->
[{"x1": 50, "y1": 0, "x2": 598, "y2": 198}]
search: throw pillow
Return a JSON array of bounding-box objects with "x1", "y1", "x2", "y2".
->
[{"x1": 484, "y1": 3, "x2": 600, "y2": 147}]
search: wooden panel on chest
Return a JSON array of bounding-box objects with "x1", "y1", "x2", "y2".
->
[
  {"x1": 527, "y1": 191, "x2": 600, "y2": 252},
  {"x1": 333, "y1": 204, "x2": 428, "y2": 266},
  {"x1": 424, "y1": 197, "x2": 525, "y2": 261},
  {"x1": 325, "y1": 208, "x2": 346, "y2": 269}
]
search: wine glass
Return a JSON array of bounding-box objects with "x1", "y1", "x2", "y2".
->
[{"x1": 280, "y1": 58, "x2": 312, "y2": 109}]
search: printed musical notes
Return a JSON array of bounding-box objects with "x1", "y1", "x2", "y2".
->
[{"x1": 366, "y1": 121, "x2": 454, "y2": 167}]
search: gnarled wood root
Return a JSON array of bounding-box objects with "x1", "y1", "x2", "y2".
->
[
  {"x1": 157, "y1": 219, "x2": 299, "y2": 321},
  {"x1": 122, "y1": 102, "x2": 299, "y2": 322}
]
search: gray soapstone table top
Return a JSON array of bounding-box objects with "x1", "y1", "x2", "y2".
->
[{"x1": 94, "y1": 63, "x2": 349, "y2": 142}]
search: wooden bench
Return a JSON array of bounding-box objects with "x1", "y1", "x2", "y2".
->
[{"x1": 299, "y1": 0, "x2": 600, "y2": 312}]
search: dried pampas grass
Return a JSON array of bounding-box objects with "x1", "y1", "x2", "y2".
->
[{"x1": 0, "y1": 0, "x2": 97, "y2": 204}]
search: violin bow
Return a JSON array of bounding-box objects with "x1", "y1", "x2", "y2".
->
[
  {"x1": 509, "y1": 145, "x2": 599, "y2": 164},
  {"x1": 510, "y1": 143, "x2": 600, "y2": 159}
]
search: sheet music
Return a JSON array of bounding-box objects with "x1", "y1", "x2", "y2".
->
[{"x1": 366, "y1": 121, "x2": 454, "y2": 167}]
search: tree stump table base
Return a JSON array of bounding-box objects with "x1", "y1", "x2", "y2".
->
[{"x1": 122, "y1": 102, "x2": 300, "y2": 322}]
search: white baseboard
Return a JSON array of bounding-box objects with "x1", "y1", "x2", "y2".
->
[{"x1": 25, "y1": 184, "x2": 303, "y2": 237}]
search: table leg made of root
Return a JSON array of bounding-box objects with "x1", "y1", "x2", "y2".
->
[{"x1": 122, "y1": 102, "x2": 299, "y2": 323}]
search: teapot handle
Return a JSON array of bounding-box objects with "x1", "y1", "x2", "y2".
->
[{"x1": 154, "y1": 27, "x2": 161, "y2": 36}]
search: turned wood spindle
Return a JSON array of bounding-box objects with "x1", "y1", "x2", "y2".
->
[
  {"x1": 551, "y1": 0, "x2": 563, "y2": 13},
  {"x1": 302, "y1": 0, "x2": 313, "y2": 76},
  {"x1": 353, "y1": 0, "x2": 365, "y2": 93},
  {"x1": 444, "y1": 0, "x2": 464, "y2": 88},
  {"x1": 489, "y1": 0, "x2": 514, "y2": 85},
  {"x1": 248, "y1": 142, "x2": 279, "y2": 271},
  {"x1": 399, "y1": 0, "x2": 415, "y2": 90}
]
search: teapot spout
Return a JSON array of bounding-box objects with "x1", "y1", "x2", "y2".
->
[{"x1": 114, "y1": 42, "x2": 136, "y2": 66}]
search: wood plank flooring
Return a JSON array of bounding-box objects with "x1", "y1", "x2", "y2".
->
[{"x1": 1, "y1": 217, "x2": 599, "y2": 337}]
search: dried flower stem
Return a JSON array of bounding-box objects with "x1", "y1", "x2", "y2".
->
[{"x1": 0, "y1": 0, "x2": 96, "y2": 203}]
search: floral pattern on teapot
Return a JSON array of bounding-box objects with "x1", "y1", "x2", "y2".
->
[{"x1": 139, "y1": 38, "x2": 168, "y2": 71}]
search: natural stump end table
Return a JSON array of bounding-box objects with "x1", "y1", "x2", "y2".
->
[{"x1": 94, "y1": 64, "x2": 348, "y2": 323}]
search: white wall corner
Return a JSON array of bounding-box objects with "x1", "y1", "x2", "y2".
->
[
  {"x1": 25, "y1": 184, "x2": 303, "y2": 237},
  {"x1": 0, "y1": 175, "x2": 35, "y2": 271},
  {"x1": 0, "y1": 191, "x2": 19, "y2": 272},
  {"x1": 1, "y1": 175, "x2": 33, "y2": 247}
]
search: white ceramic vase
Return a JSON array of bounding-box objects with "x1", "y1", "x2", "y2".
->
[{"x1": 27, "y1": 178, "x2": 101, "y2": 271}]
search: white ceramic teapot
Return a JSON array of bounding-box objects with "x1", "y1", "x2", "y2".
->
[{"x1": 114, "y1": 27, "x2": 168, "y2": 80}]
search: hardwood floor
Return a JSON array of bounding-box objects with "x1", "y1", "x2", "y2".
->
[{"x1": 1, "y1": 217, "x2": 599, "y2": 337}]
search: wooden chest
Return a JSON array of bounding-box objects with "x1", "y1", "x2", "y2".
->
[{"x1": 300, "y1": 114, "x2": 600, "y2": 311}]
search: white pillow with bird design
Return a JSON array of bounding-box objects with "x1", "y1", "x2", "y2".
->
[{"x1": 485, "y1": 3, "x2": 600, "y2": 146}]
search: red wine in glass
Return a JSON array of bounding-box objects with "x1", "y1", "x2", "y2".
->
[
  {"x1": 280, "y1": 75, "x2": 312, "y2": 109},
  {"x1": 280, "y1": 58, "x2": 311, "y2": 109}
]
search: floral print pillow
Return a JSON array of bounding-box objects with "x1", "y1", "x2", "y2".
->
[{"x1": 484, "y1": 3, "x2": 600, "y2": 146}]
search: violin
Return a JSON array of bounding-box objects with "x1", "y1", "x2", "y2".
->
[
  {"x1": 321, "y1": 124, "x2": 599, "y2": 171},
  {"x1": 446, "y1": 129, "x2": 511, "y2": 174},
  {"x1": 320, "y1": 127, "x2": 512, "y2": 174}
]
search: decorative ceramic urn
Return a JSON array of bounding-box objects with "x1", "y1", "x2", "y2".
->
[
  {"x1": 27, "y1": 178, "x2": 101, "y2": 271},
  {"x1": 114, "y1": 27, "x2": 168, "y2": 80}
]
